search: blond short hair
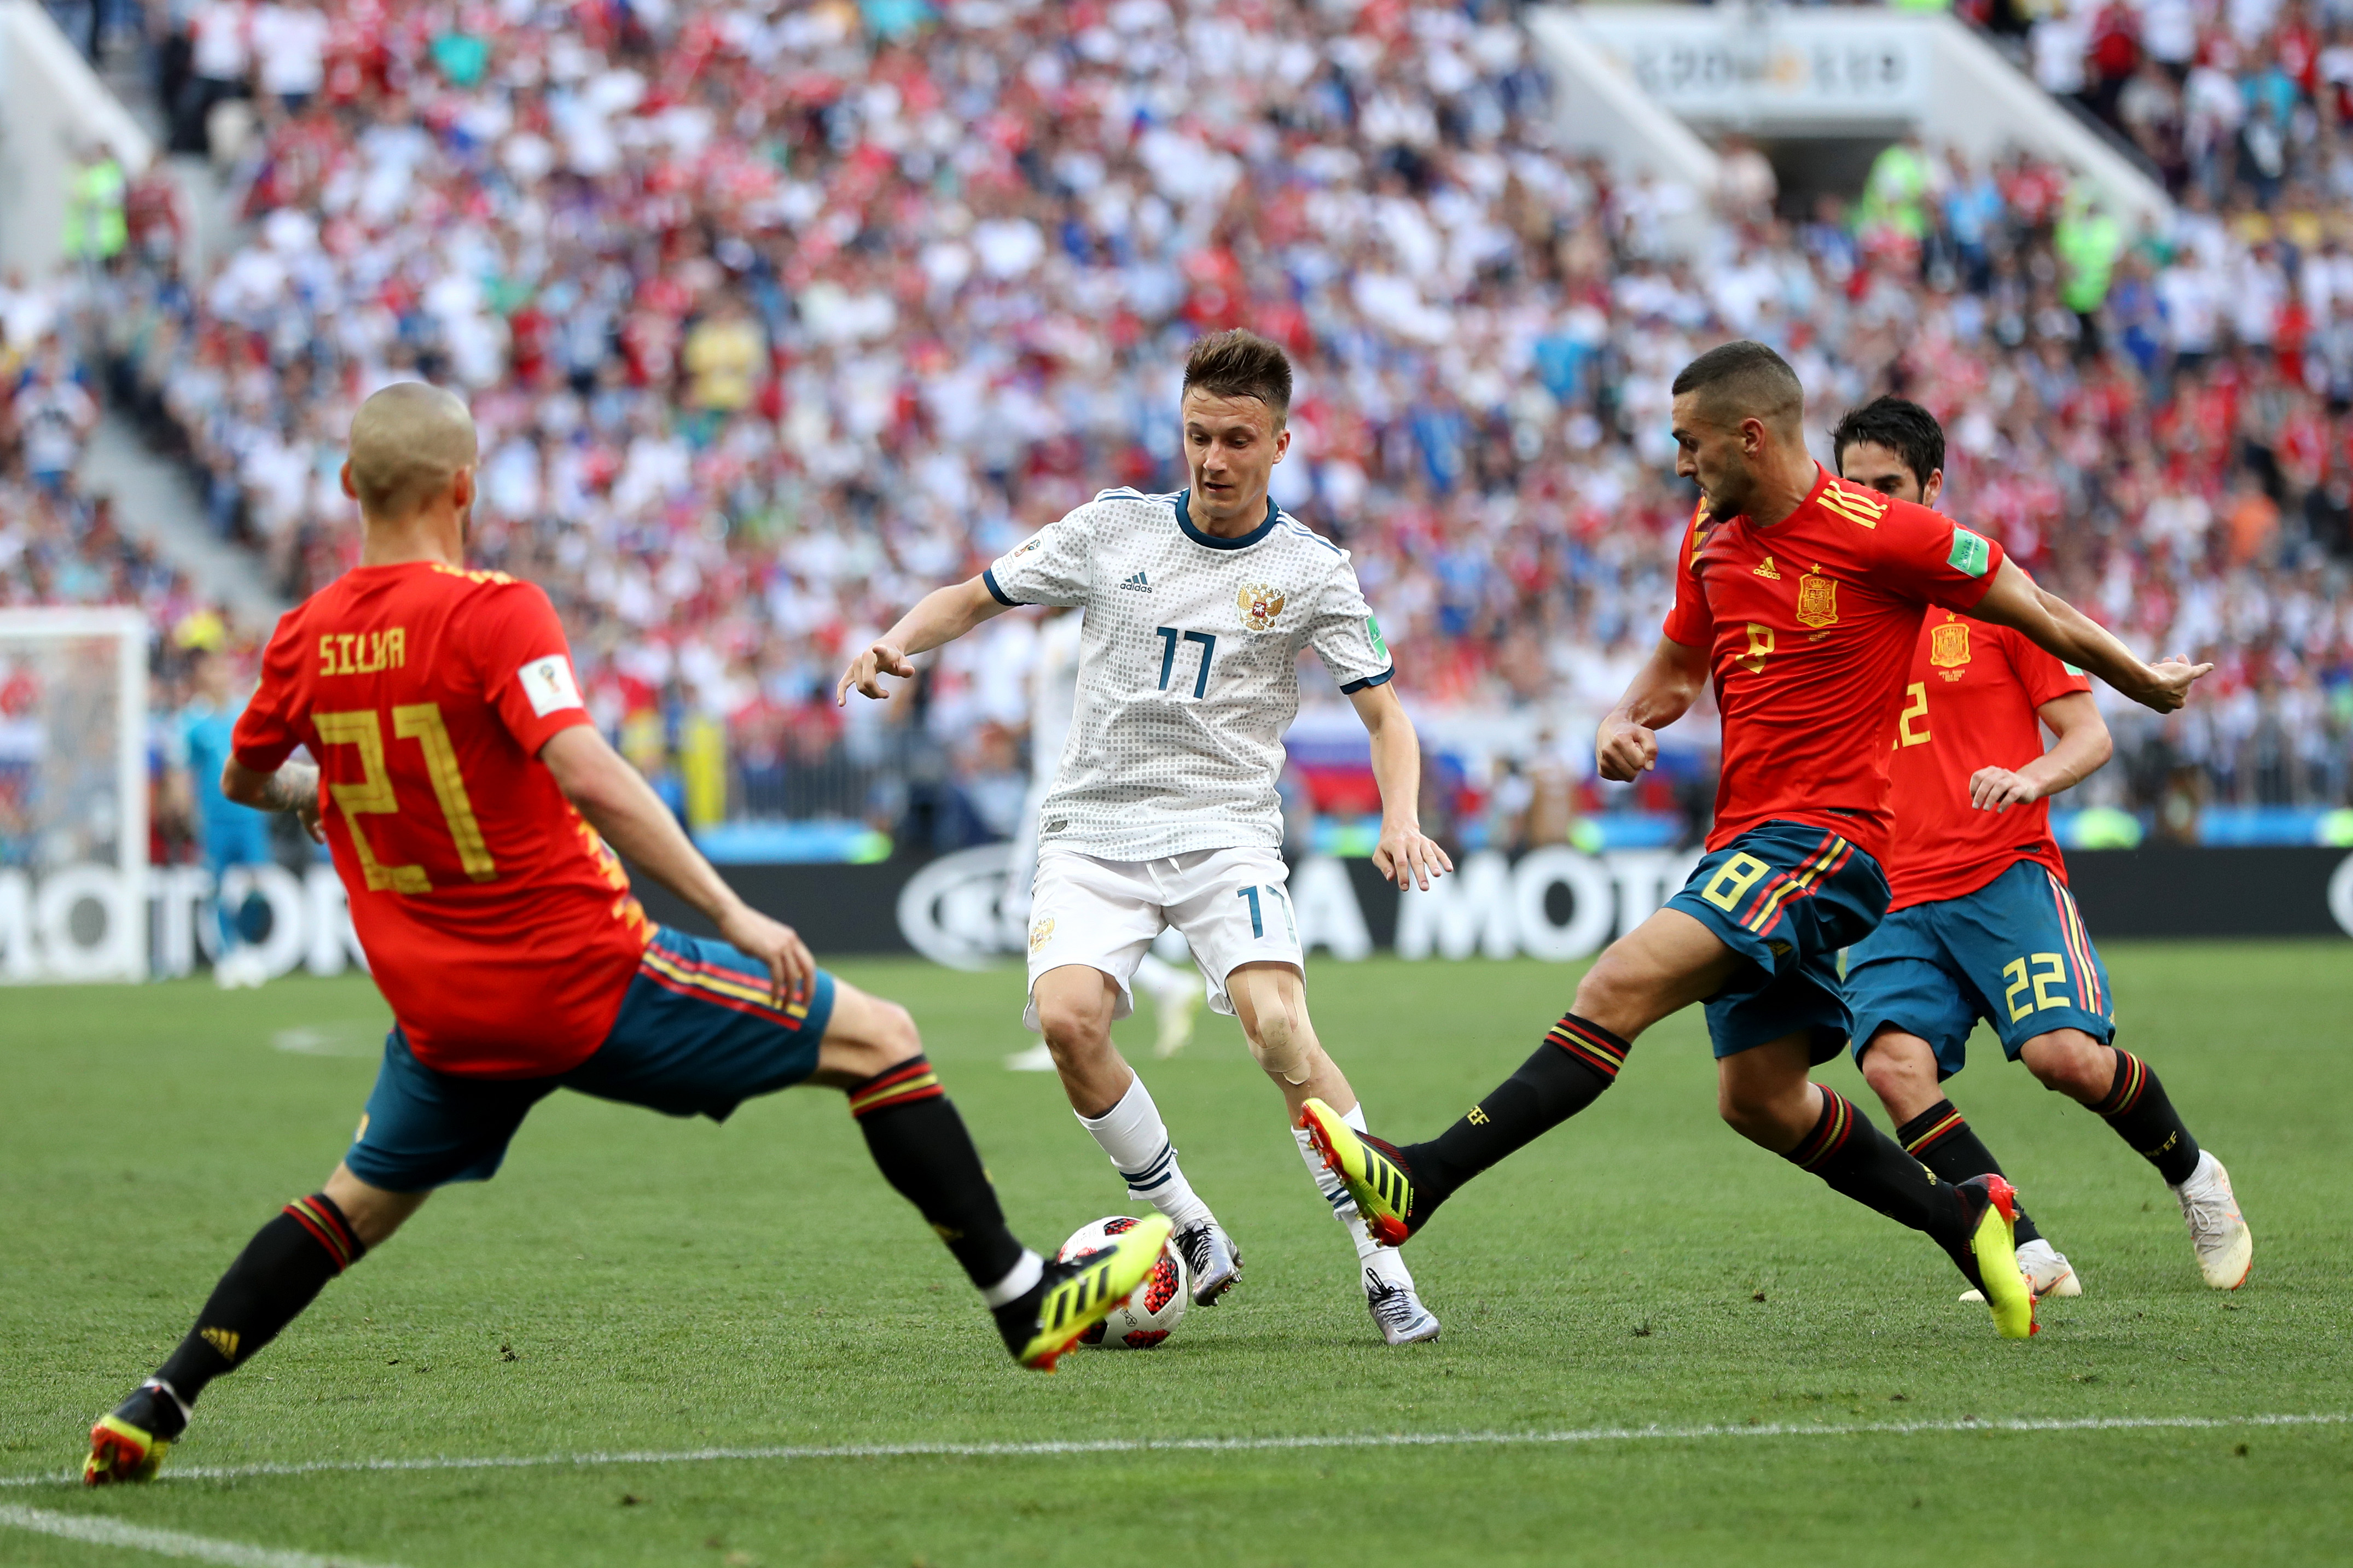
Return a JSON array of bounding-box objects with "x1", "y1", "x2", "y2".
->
[{"x1": 347, "y1": 382, "x2": 477, "y2": 520}]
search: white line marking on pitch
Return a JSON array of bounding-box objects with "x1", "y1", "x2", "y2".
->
[
  {"x1": 0, "y1": 1504, "x2": 403, "y2": 1567},
  {"x1": 2, "y1": 1412, "x2": 2340, "y2": 1491}
]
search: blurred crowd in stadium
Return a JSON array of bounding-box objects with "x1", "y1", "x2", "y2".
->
[{"x1": 6, "y1": 0, "x2": 2352, "y2": 864}]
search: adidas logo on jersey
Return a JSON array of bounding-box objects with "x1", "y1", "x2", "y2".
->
[
  {"x1": 1120, "y1": 570, "x2": 1152, "y2": 592},
  {"x1": 1753, "y1": 555, "x2": 1781, "y2": 579}
]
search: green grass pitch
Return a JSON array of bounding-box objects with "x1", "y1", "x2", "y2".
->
[{"x1": 3, "y1": 942, "x2": 2348, "y2": 1565}]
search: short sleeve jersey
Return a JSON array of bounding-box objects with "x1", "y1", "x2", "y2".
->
[
  {"x1": 1882, "y1": 611, "x2": 2091, "y2": 910},
  {"x1": 1661, "y1": 465, "x2": 2007, "y2": 865},
  {"x1": 234, "y1": 562, "x2": 653, "y2": 1077},
  {"x1": 985, "y1": 488, "x2": 1391, "y2": 860}
]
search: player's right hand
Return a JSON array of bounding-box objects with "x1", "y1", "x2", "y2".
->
[
  {"x1": 717, "y1": 902, "x2": 816, "y2": 1009},
  {"x1": 1595, "y1": 716, "x2": 1658, "y2": 782},
  {"x1": 836, "y1": 643, "x2": 916, "y2": 706},
  {"x1": 2137, "y1": 655, "x2": 2213, "y2": 714}
]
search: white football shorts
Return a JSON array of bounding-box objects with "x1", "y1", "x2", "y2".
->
[{"x1": 1022, "y1": 845, "x2": 1302, "y2": 1029}]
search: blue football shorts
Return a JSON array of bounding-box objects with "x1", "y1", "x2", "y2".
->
[
  {"x1": 1845, "y1": 858, "x2": 2114, "y2": 1078},
  {"x1": 343, "y1": 927, "x2": 838, "y2": 1192},
  {"x1": 1663, "y1": 819, "x2": 1892, "y2": 1064}
]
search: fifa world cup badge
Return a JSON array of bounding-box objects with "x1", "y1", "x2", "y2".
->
[
  {"x1": 1796, "y1": 572, "x2": 1839, "y2": 629},
  {"x1": 1237, "y1": 583, "x2": 1287, "y2": 631},
  {"x1": 1931, "y1": 617, "x2": 1971, "y2": 680}
]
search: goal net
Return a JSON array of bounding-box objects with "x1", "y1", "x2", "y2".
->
[{"x1": 0, "y1": 607, "x2": 149, "y2": 981}]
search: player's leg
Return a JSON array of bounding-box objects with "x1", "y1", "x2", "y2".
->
[
  {"x1": 813, "y1": 977, "x2": 1168, "y2": 1363},
  {"x1": 574, "y1": 931, "x2": 1170, "y2": 1369},
  {"x1": 2018, "y1": 1027, "x2": 2251, "y2": 1287},
  {"x1": 88, "y1": 1034, "x2": 532, "y2": 1484},
  {"x1": 1031, "y1": 963, "x2": 1239, "y2": 1303},
  {"x1": 1224, "y1": 959, "x2": 1439, "y2": 1344},
  {"x1": 1964, "y1": 863, "x2": 2246, "y2": 1288},
  {"x1": 1714, "y1": 1030, "x2": 2035, "y2": 1339},
  {"x1": 1025, "y1": 853, "x2": 1240, "y2": 1302},
  {"x1": 1299, "y1": 902, "x2": 1741, "y2": 1246},
  {"x1": 1844, "y1": 911, "x2": 2071, "y2": 1295},
  {"x1": 1857, "y1": 1027, "x2": 2076, "y2": 1299}
]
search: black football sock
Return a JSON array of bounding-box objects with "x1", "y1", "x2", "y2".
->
[
  {"x1": 1404, "y1": 1013, "x2": 1631, "y2": 1205},
  {"x1": 1896, "y1": 1099, "x2": 2043, "y2": 1246},
  {"x1": 1786, "y1": 1088, "x2": 1978, "y2": 1274},
  {"x1": 153, "y1": 1193, "x2": 366, "y2": 1413},
  {"x1": 846, "y1": 1057, "x2": 1029, "y2": 1298},
  {"x1": 2093, "y1": 1048, "x2": 2202, "y2": 1186}
]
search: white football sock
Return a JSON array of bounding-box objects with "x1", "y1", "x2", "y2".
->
[
  {"x1": 1291, "y1": 1102, "x2": 1416, "y2": 1288},
  {"x1": 1077, "y1": 1077, "x2": 1213, "y2": 1232},
  {"x1": 980, "y1": 1249, "x2": 1044, "y2": 1307}
]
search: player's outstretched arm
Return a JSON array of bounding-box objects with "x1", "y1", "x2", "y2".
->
[
  {"x1": 1595, "y1": 636, "x2": 1710, "y2": 783},
  {"x1": 1349, "y1": 681, "x2": 1454, "y2": 891},
  {"x1": 221, "y1": 757, "x2": 326, "y2": 843},
  {"x1": 836, "y1": 577, "x2": 1010, "y2": 705},
  {"x1": 1968, "y1": 559, "x2": 2211, "y2": 713},
  {"x1": 1971, "y1": 691, "x2": 2113, "y2": 812},
  {"x1": 539, "y1": 725, "x2": 815, "y2": 1007}
]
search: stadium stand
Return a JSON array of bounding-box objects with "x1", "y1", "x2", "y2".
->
[{"x1": 16, "y1": 0, "x2": 2353, "y2": 855}]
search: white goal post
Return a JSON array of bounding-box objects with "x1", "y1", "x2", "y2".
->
[{"x1": 0, "y1": 607, "x2": 149, "y2": 982}]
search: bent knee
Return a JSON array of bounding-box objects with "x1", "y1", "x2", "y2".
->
[
  {"x1": 1247, "y1": 1010, "x2": 1309, "y2": 1083},
  {"x1": 868, "y1": 1000, "x2": 921, "y2": 1065},
  {"x1": 2023, "y1": 1030, "x2": 2112, "y2": 1097}
]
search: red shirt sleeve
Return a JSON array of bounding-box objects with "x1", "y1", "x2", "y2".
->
[
  {"x1": 1660, "y1": 502, "x2": 1712, "y2": 648},
  {"x1": 1870, "y1": 502, "x2": 2007, "y2": 613},
  {"x1": 230, "y1": 609, "x2": 310, "y2": 772},
  {"x1": 2004, "y1": 625, "x2": 2095, "y2": 708},
  {"x1": 471, "y1": 582, "x2": 593, "y2": 754}
]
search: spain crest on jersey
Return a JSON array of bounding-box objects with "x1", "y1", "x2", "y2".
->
[
  {"x1": 1930, "y1": 619, "x2": 1971, "y2": 673},
  {"x1": 1796, "y1": 573, "x2": 1839, "y2": 629},
  {"x1": 1237, "y1": 582, "x2": 1287, "y2": 631}
]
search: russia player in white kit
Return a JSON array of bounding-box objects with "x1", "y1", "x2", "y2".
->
[{"x1": 840, "y1": 331, "x2": 1453, "y2": 1343}]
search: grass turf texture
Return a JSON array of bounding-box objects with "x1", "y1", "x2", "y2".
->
[{"x1": 2, "y1": 942, "x2": 2348, "y2": 1566}]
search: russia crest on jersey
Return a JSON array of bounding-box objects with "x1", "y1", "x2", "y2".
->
[{"x1": 1237, "y1": 582, "x2": 1287, "y2": 631}]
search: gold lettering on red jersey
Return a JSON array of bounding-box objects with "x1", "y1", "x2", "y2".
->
[
  {"x1": 1753, "y1": 554, "x2": 1781, "y2": 579},
  {"x1": 1930, "y1": 619, "x2": 1971, "y2": 680},
  {"x1": 1796, "y1": 574, "x2": 1839, "y2": 629},
  {"x1": 1818, "y1": 484, "x2": 1887, "y2": 529},
  {"x1": 316, "y1": 628, "x2": 408, "y2": 677}
]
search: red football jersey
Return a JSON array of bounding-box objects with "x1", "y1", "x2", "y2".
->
[
  {"x1": 1661, "y1": 465, "x2": 2007, "y2": 864},
  {"x1": 235, "y1": 562, "x2": 653, "y2": 1077},
  {"x1": 1882, "y1": 611, "x2": 2091, "y2": 910}
]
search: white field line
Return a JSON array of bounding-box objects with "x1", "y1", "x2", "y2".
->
[
  {"x1": 0, "y1": 1504, "x2": 403, "y2": 1567},
  {"x1": 2, "y1": 1412, "x2": 2342, "y2": 1491}
]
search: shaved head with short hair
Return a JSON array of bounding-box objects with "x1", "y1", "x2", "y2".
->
[
  {"x1": 1670, "y1": 340, "x2": 1805, "y2": 437},
  {"x1": 347, "y1": 383, "x2": 477, "y2": 521}
]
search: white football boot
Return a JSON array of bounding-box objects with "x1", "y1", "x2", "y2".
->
[
  {"x1": 2170, "y1": 1151, "x2": 2253, "y2": 1289},
  {"x1": 1002, "y1": 1042, "x2": 1059, "y2": 1072},
  {"x1": 1364, "y1": 1263, "x2": 1440, "y2": 1345},
  {"x1": 1960, "y1": 1237, "x2": 2081, "y2": 1303}
]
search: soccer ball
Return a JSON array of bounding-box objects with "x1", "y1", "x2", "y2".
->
[{"x1": 1055, "y1": 1215, "x2": 1188, "y2": 1349}]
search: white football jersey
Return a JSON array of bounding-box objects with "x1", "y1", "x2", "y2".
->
[{"x1": 986, "y1": 487, "x2": 1392, "y2": 861}]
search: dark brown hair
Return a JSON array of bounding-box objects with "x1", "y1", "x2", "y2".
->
[
  {"x1": 1670, "y1": 340, "x2": 1804, "y2": 430},
  {"x1": 1183, "y1": 329, "x2": 1292, "y2": 421},
  {"x1": 1832, "y1": 395, "x2": 1945, "y2": 489}
]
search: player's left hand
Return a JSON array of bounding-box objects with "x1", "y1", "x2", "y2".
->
[
  {"x1": 717, "y1": 902, "x2": 817, "y2": 1009},
  {"x1": 1373, "y1": 821, "x2": 1454, "y2": 891},
  {"x1": 2136, "y1": 654, "x2": 2213, "y2": 714},
  {"x1": 1967, "y1": 766, "x2": 2042, "y2": 813}
]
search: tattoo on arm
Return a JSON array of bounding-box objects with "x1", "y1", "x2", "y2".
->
[{"x1": 260, "y1": 763, "x2": 319, "y2": 815}]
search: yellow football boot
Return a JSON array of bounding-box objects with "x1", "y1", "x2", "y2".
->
[{"x1": 1014, "y1": 1214, "x2": 1173, "y2": 1372}]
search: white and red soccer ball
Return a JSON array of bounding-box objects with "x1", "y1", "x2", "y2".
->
[{"x1": 1055, "y1": 1216, "x2": 1188, "y2": 1349}]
